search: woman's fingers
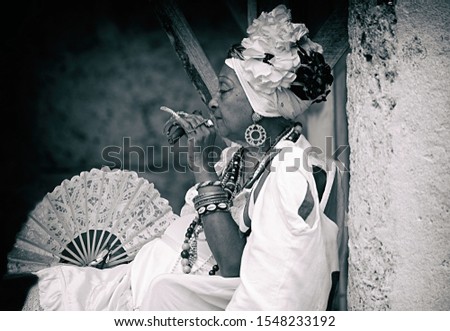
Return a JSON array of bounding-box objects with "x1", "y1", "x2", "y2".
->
[
  {"x1": 163, "y1": 119, "x2": 179, "y2": 135},
  {"x1": 166, "y1": 113, "x2": 216, "y2": 172},
  {"x1": 171, "y1": 115, "x2": 192, "y2": 134},
  {"x1": 184, "y1": 115, "x2": 203, "y2": 133},
  {"x1": 162, "y1": 110, "x2": 215, "y2": 148},
  {"x1": 181, "y1": 115, "x2": 214, "y2": 136}
]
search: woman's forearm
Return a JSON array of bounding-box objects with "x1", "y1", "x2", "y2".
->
[
  {"x1": 201, "y1": 210, "x2": 246, "y2": 277},
  {"x1": 194, "y1": 171, "x2": 246, "y2": 277}
]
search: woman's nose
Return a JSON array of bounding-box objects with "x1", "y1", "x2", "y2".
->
[{"x1": 208, "y1": 92, "x2": 219, "y2": 111}]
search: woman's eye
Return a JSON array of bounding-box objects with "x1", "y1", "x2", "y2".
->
[
  {"x1": 219, "y1": 82, "x2": 232, "y2": 91},
  {"x1": 219, "y1": 86, "x2": 232, "y2": 94}
]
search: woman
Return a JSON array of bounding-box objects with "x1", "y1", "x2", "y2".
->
[{"x1": 26, "y1": 4, "x2": 340, "y2": 311}]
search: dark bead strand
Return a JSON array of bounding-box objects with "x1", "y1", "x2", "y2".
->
[
  {"x1": 209, "y1": 264, "x2": 220, "y2": 276},
  {"x1": 180, "y1": 217, "x2": 222, "y2": 276},
  {"x1": 221, "y1": 148, "x2": 243, "y2": 200},
  {"x1": 180, "y1": 218, "x2": 201, "y2": 274}
]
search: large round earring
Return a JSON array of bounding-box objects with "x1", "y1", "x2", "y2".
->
[{"x1": 245, "y1": 112, "x2": 267, "y2": 147}]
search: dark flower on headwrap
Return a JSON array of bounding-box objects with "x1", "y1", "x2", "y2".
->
[
  {"x1": 291, "y1": 47, "x2": 334, "y2": 103},
  {"x1": 227, "y1": 43, "x2": 245, "y2": 61}
]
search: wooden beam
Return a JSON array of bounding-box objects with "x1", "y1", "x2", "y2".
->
[
  {"x1": 150, "y1": 0, "x2": 218, "y2": 105},
  {"x1": 310, "y1": 4, "x2": 349, "y2": 69}
]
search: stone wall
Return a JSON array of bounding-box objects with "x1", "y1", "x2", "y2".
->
[{"x1": 346, "y1": 0, "x2": 450, "y2": 310}]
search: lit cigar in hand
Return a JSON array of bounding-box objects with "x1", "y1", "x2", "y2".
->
[{"x1": 160, "y1": 106, "x2": 181, "y2": 119}]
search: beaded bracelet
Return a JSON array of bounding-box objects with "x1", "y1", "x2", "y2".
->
[
  {"x1": 194, "y1": 197, "x2": 229, "y2": 211},
  {"x1": 195, "y1": 198, "x2": 229, "y2": 210},
  {"x1": 197, "y1": 201, "x2": 230, "y2": 215}
]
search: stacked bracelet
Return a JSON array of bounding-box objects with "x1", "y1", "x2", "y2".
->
[{"x1": 193, "y1": 191, "x2": 229, "y2": 216}]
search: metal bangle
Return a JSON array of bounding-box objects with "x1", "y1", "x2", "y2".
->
[{"x1": 193, "y1": 192, "x2": 228, "y2": 203}]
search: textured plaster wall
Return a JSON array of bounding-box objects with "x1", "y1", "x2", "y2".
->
[{"x1": 347, "y1": 0, "x2": 450, "y2": 310}]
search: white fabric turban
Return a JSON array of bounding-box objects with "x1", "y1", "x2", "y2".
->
[{"x1": 225, "y1": 57, "x2": 313, "y2": 120}]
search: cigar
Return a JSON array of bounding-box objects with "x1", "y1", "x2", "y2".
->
[{"x1": 160, "y1": 106, "x2": 181, "y2": 119}]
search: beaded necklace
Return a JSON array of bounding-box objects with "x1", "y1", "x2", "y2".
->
[{"x1": 179, "y1": 123, "x2": 303, "y2": 275}]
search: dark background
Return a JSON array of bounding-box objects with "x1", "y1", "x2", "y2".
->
[{"x1": 0, "y1": 0, "x2": 337, "y2": 310}]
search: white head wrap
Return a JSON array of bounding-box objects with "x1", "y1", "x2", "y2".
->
[
  {"x1": 222, "y1": 4, "x2": 329, "y2": 120},
  {"x1": 225, "y1": 57, "x2": 313, "y2": 120}
]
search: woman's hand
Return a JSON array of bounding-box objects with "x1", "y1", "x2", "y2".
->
[{"x1": 170, "y1": 112, "x2": 217, "y2": 175}]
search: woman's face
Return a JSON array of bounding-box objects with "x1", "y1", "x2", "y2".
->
[{"x1": 208, "y1": 64, "x2": 253, "y2": 143}]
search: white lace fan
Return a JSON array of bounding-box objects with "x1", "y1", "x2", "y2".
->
[{"x1": 7, "y1": 167, "x2": 179, "y2": 275}]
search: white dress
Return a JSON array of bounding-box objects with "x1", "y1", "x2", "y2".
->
[{"x1": 34, "y1": 135, "x2": 340, "y2": 311}]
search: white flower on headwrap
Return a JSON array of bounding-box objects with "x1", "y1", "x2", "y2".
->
[
  {"x1": 240, "y1": 5, "x2": 309, "y2": 94},
  {"x1": 225, "y1": 4, "x2": 332, "y2": 120}
]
